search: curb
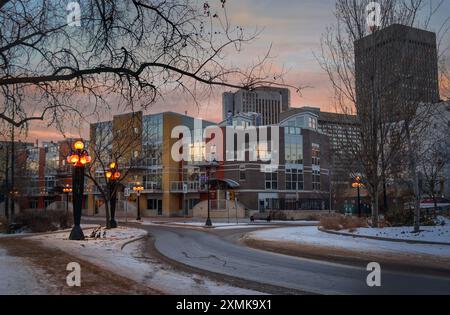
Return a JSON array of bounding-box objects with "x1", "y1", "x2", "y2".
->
[
  {"x1": 120, "y1": 234, "x2": 148, "y2": 251},
  {"x1": 318, "y1": 227, "x2": 450, "y2": 246}
]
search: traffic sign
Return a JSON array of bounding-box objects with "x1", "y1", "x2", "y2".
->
[{"x1": 124, "y1": 187, "x2": 130, "y2": 197}]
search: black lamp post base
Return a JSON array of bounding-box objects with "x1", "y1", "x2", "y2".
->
[
  {"x1": 136, "y1": 216, "x2": 141, "y2": 221},
  {"x1": 205, "y1": 217, "x2": 212, "y2": 227},
  {"x1": 109, "y1": 219, "x2": 117, "y2": 228},
  {"x1": 69, "y1": 225, "x2": 85, "y2": 240}
]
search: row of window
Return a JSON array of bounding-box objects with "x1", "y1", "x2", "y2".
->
[{"x1": 259, "y1": 169, "x2": 321, "y2": 191}]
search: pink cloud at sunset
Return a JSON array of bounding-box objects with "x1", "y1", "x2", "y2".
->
[{"x1": 13, "y1": 0, "x2": 450, "y2": 143}]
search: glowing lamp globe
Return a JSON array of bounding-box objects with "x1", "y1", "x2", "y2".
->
[
  {"x1": 105, "y1": 171, "x2": 112, "y2": 179},
  {"x1": 80, "y1": 156, "x2": 87, "y2": 165},
  {"x1": 69, "y1": 154, "x2": 79, "y2": 164},
  {"x1": 74, "y1": 141, "x2": 85, "y2": 150}
]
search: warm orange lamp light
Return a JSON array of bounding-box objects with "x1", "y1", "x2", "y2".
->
[{"x1": 73, "y1": 140, "x2": 85, "y2": 150}]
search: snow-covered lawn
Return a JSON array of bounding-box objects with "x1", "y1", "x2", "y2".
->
[
  {"x1": 30, "y1": 225, "x2": 262, "y2": 294},
  {"x1": 31, "y1": 224, "x2": 146, "y2": 251},
  {"x1": 246, "y1": 226, "x2": 450, "y2": 259},
  {"x1": 338, "y1": 216, "x2": 450, "y2": 244},
  {"x1": 344, "y1": 226, "x2": 450, "y2": 243}
]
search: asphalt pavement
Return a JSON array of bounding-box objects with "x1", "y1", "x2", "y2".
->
[{"x1": 140, "y1": 224, "x2": 450, "y2": 295}]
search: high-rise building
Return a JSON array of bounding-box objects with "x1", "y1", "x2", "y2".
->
[
  {"x1": 222, "y1": 87, "x2": 291, "y2": 125},
  {"x1": 355, "y1": 24, "x2": 440, "y2": 120}
]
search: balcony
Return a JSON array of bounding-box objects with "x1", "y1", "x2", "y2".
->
[
  {"x1": 170, "y1": 181, "x2": 206, "y2": 193},
  {"x1": 127, "y1": 181, "x2": 162, "y2": 193}
]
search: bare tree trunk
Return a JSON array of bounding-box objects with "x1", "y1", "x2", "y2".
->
[
  {"x1": 104, "y1": 194, "x2": 111, "y2": 229},
  {"x1": 372, "y1": 185, "x2": 379, "y2": 227},
  {"x1": 406, "y1": 124, "x2": 421, "y2": 232},
  {"x1": 412, "y1": 170, "x2": 421, "y2": 232},
  {"x1": 4, "y1": 144, "x2": 9, "y2": 221},
  {"x1": 10, "y1": 114, "x2": 15, "y2": 220}
]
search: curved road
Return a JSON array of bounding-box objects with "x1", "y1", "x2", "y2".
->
[{"x1": 140, "y1": 225, "x2": 450, "y2": 295}]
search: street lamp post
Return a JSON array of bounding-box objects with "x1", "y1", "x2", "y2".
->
[
  {"x1": 62, "y1": 185, "x2": 73, "y2": 216},
  {"x1": 133, "y1": 184, "x2": 144, "y2": 221},
  {"x1": 205, "y1": 158, "x2": 219, "y2": 227},
  {"x1": 106, "y1": 162, "x2": 121, "y2": 228},
  {"x1": 66, "y1": 140, "x2": 91, "y2": 240},
  {"x1": 352, "y1": 176, "x2": 364, "y2": 217}
]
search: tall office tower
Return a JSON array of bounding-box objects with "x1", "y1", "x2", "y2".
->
[
  {"x1": 355, "y1": 24, "x2": 440, "y2": 121},
  {"x1": 222, "y1": 87, "x2": 291, "y2": 125}
]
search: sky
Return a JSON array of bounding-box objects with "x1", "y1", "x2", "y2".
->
[{"x1": 22, "y1": 0, "x2": 450, "y2": 142}]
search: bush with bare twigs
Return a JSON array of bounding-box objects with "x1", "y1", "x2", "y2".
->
[
  {"x1": 320, "y1": 215, "x2": 369, "y2": 231},
  {"x1": 12, "y1": 210, "x2": 73, "y2": 233},
  {"x1": 0, "y1": 216, "x2": 8, "y2": 233}
]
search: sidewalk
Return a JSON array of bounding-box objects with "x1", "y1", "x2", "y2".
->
[{"x1": 0, "y1": 247, "x2": 49, "y2": 294}]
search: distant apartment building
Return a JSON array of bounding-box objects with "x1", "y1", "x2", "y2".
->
[
  {"x1": 219, "y1": 112, "x2": 262, "y2": 128},
  {"x1": 0, "y1": 139, "x2": 81, "y2": 212},
  {"x1": 87, "y1": 111, "x2": 216, "y2": 217},
  {"x1": 222, "y1": 87, "x2": 291, "y2": 125},
  {"x1": 355, "y1": 24, "x2": 440, "y2": 121},
  {"x1": 220, "y1": 111, "x2": 331, "y2": 213}
]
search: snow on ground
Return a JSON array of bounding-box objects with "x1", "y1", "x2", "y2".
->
[
  {"x1": 142, "y1": 219, "x2": 319, "y2": 229},
  {"x1": 32, "y1": 224, "x2": 146, "y2": 251},
  {"x1": 246, "y1": 226, "x2": 450, "y2": 258},
  {"x1": 0, "y1": 247, "x2": 49, "y2": 294},
  {"x1": 341, "y1": 216, "x2": 450, "y2": 243},
  {"x1": 345, "y1": 225, "x2": 450, "y2": 243},
  {"x1": 164, "y1": 222, "x2": 264, "y2": 229},
  {"x1": 31, "y1": 225, "x2": 263, "y2": 295},
  {"x1": 82, "y1": 216, "x2": 319, "y2": 228}
]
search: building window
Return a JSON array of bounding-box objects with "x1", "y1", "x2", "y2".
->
[
  {"x1": 312, "y1": 143, "x2": 320, "y2": 166},
  {"x1": 239, "y1": 165, "x2": 246, "y2": 181},
  {"x1": 285, "y1": 168, "x2": 304, "y2": 191},
  {"x1": 147, "y1": 199, "x2": 159, "y2": 210},
  {"x1": 29, "y1": 200, "x2": 38, "y2": 209},
  {"x1": 308, "y1": 117, "x2": 317, "y2": 130},
  {"x1": 257, "y1": 142, "x2": 271, "y2": 161},
  {"x1": 265, "y1": 171, "x2": 278, "y2": 190},
  {"x1": 284, "y1": 130, "x2": 303, "y2": 164},
  {"x1": 312, "y1": 170, "x2": 321, "y2": 191}
]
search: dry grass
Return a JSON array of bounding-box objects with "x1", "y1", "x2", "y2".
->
[
  {"x1": 0, "y1": 216, "x2": 8, "y2": 233},
  {"x1": 13, "y1": 209, "x2": 73, "y2": 232},
  {"x1": 320, "y1": 214, "x2": 369, "y2": 231}
]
